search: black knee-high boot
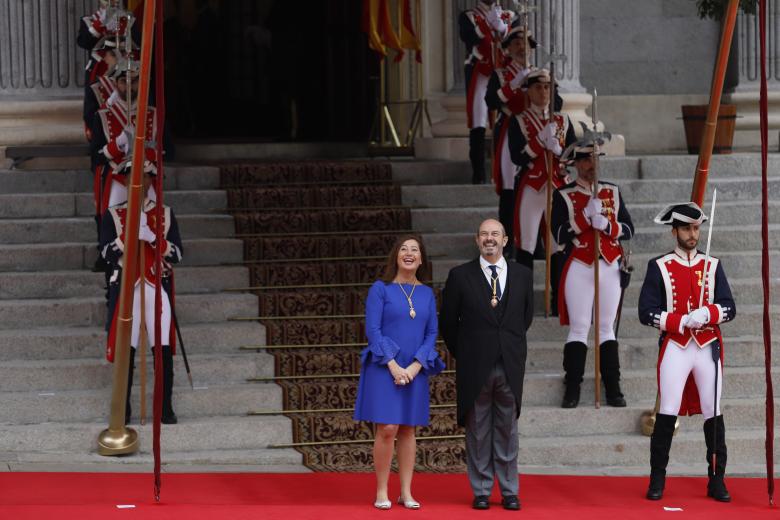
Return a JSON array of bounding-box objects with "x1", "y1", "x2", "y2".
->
[
  {"x1": 647, "y1": 413, "x2": 677, "y2": 500},
  {"x1": 599, "y1": 340, "x2": 626, "y2": 407},
  {"x1": 498, "y1": 189, "x2": 515, "y2": 258},
  {"x1": 704, "y1": 415, "x2": 730, "y2": 502},
  {"x1": 469, "y1": 127, "x2": 486, "y2": 184},
  {"x1": 125, "y1": 348, "x2": 136, "y2": 424},
  {"x1": 561, "y1": 342, "x2": 587, "y2": 408}
]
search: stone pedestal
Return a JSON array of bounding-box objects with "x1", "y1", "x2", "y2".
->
[
  {"x1": 0, "y1": 0, "x2": 96, "y2": 151},
  {"x1": 724, "y1": 1, "x2": 780, "y2": 150}
]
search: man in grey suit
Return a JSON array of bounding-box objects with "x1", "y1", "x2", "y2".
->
[{"x1": 439, "y1": 219, "x2": 534, "y2": 511}]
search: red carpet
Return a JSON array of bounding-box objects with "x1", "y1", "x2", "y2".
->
[{"x1": 0, "y1": 472, "x2": 775, "y2": 519}]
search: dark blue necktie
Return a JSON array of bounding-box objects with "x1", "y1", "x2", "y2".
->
[{"x1": 489, "y1": 265, "x2": 502, "y2": 300}]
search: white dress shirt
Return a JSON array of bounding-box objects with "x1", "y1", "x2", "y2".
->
[{"x1": 479, "y1": 255, "x2": 508, "y2": 300}]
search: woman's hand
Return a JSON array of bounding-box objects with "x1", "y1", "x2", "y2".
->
[
  {"x1": 405, "y1": 361, "x2": 422, "y2": 381},
  {"x1": 388, "y1": 360, "x2": 411, "y2": 386}
]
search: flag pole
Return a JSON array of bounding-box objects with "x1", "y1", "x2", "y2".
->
[{"x1": 97, "y1": 0, "x2": 157, "y2": 457}]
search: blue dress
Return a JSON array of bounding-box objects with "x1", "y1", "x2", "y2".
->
[{"x1": 353, "y1": 280, "x2": 445, "y2": 426}]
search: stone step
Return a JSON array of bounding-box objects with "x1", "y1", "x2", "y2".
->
[
  {"x1": 0, "y1": 353, "x2": 274, "y2": 392},
  {"x1": 527, "y1": 278, "x2": 780, "y2": 313},
  {"x1": 0, "y1": 265, "x2": 248, "y2": 299},
  {"x1": 0, "y1": 382, "x2": 281, "y2": 424},
  {"x1": 0, "y1": 212, "x2": 232, "y2": 245},
  {"x1": 519, "y1": 428, "x2": 778, "y2": 467},
  {"x1": 599, "y1": 153, "x2": 780, "y2": 181},
  {"x1": 0, "y1": 238, "x2": 244, "y2": 272},
  {"x1": 0, "y1": 415, "x2": 291, "y2": 454},
  {"x1": 519, "y1": 365, "x2": 780, "y2": 407},
  {"x1": 519, "y1": 398, "x2": 775, "y2": 438},
  {"x1": 7, "y1": 447, "x2": 306, "y2": 473},
  {"x1": 0, "y1": 321, "x2": 265, "y2": 362},
  {"x1": 412, "y1": 201, "x2": 780, "y2": 235},
  {"x1": 403, "y1": 177, "x2": 780, "y2": 209},
  {"x1": 433, "y1": 251, "x2": 780, "y2": 285},
  {"x1": 423, "y1": 225, "x2": 780, "y2": 258},
  {"x1": 0, "y1": 292, "x2": 258, "y2": 330},
  {"x1": 525, "y1": 336, "x2": 774, "y2": 372},
  {"x1": 390, "y1": 160, "x2": 472, "y2": 185},
  {"x1": 0, "y1": 165, "x2": 220, "y2": 194},
  {"x1": 522, "y1": 305, "x2": 777, "y2": 341}
]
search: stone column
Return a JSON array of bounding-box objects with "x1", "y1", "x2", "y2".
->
[
  {"x1": 725, "y1": 1, "x2": 780, "y2": 149},
  {"x1": 419, "y1": 0, "x2": 623, "y2": 158},
  {"x1": 0, "y1": 0, "x2": 97, "y2": 148}
]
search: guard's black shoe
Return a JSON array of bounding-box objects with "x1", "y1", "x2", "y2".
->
[
  {"x1": 162, "y1": 413, "x2": 178, "y2": 425},
  {"x1": 646, "y1": 486, "x2": 663, "y2": 501},
  {"x1": 501, "y1": 495, "x2": 521, "y2": 510},
  {"x1": 561, "y1": 385, "x2": 580, "y2": 408},
  {"x1": 646, "y1": 470, "x2": 665, "y2": 501},
  {"x1": 707, "y1": 477, "x2": 731, "y2": 502},
  {"x1": 472, "y1": 495, "x2": 490, "y2": 510},
  {"x1": 606, "y1": 395, "x2": 627, "y2": 407}
]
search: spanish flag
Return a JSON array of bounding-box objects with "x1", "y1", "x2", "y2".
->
[
  {"x1": 399, "y1": 0, "x2": 422, "y2": 63},
  {"x1": 362, "y1": 0, "x2": 386, "y2": 57},
  {"x1": 379, "y1": 0, "x2": 405, "y2": 62}
]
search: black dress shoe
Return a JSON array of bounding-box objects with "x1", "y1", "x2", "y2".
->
[
  {"x1": 472, "y1": 495, "x2": 490, "y2": 510},
  {"x1": 561, "y1": 387, "x2": 580, "y2": 408},
  {"x1": 606, "y1": 395, "x2": 627, "y2": 407},
  {"x1": 502, "y1": 495, "x2": 521, "y2": 510},
  {"x1": 162, "y1": 413, "x2": 178, "y2": 424},
  {"x1": 646, "y1": 486, "x2": 663, "y2": 500}
]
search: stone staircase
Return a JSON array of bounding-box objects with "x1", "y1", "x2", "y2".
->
[
  {"x1": 0, "y1": 166, "x2": 302, "y2": 472},
  {"x1": 404, "y1": 153, "x2": 780, "y2": 475}
]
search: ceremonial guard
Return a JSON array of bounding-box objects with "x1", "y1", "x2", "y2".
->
[
  {"x1": 638, "y1": 202, "x2": 735, "y2": 502},
  {"x1": 90, "y1": 61, "x2": 158, "y2": 254},
  {"x1": 100, "y1": 166, "x2": 183, "y2": 425},
  {"x1": 551, "y1": 145, "x2": 633, "y2": 408},
  {"x1": 485, "y1": 20, "x2": 533, "y2": 254},
  {"x1": 458, "y1": 0, "x2": 513, "y2": 184},
  {"x1": 508, "y1": 68, "x2": 575, "y2": 287}
]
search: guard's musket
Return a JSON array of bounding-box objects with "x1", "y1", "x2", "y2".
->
[
  {"x1": 590, "y1": 88, "x2": 602, "y2": 408},
  {"x1": 542, "y1": 2, "x2": 558, "y2": 318}
]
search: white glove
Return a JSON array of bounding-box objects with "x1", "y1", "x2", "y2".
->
[
  {"x1": 139, "y1": 211, "x2": 148, "y2": 227},
  {"x1": 591, "y1": 213, "x2": 609, "y2": 231},
  {"x1": 116, "y1": 131, "x2": 130, "y2": 154},
  {"x1": 583, "y1": 197, "x2": 602, "y2": 218},
  {"x1": 139, "y1": 224, "x2": 156, "y2": 243},
  {"x1": 486, "y1": 5, "x2": 507, "y2": 33},
  {"x1": 687, "y1": 307, "x2": 710, "y2": 329},
  {"x1": 509, "y1": 68, "x2": 529, "y2": 90},
  {"x1": 105, "y1": 14, "x2": 118, "y2": 32},
  {"x1": 680, "y1": 314, "x2": 691, "y2": 329},
  {"x1": 539, "y1": 122, "x2": 562, "y2": 155},
  {"x1": 106, "y1": 90, "x2": 120, "y2": 107}
]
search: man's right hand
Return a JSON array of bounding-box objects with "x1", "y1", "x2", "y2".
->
[{"x1": 486, "y1": 5, "x2": 507, "y2": 33}]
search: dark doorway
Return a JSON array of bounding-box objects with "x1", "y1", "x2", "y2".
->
[{"x1": 164, "y1": 0, "x2": 378, "y2": 142}]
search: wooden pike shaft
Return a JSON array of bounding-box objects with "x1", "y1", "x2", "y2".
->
[
  {"x1": 592, "y1": 89, "x2": 601, "y2": 409},
  {"x1": 691, "y1": 0, "x2": 739, "y2": 206}
]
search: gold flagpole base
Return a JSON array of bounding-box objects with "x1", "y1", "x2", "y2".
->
[{"x1": 97, "y1": 426, "x2": 140, "y2": 456}]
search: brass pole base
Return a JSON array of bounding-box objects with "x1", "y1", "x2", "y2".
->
[
  {"x1": 640, "y1": 411, "x2": 682, "y2": 437},
  {"x1": 97, "y1": 426, "x2": 140, "y2": 456}
]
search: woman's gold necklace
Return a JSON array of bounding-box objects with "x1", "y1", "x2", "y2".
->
[{"x1": 396, "y1": 281, "x2": 418, "y2": 319}]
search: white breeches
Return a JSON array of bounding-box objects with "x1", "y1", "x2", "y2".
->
[
  {"x1": 564, "y1": 259, "x2": 621, "y2": 344},
  {"x1": 500, "y1": 136, "x2": 516, "y2": 190},
  {"x1": 659, "y1": 339, "x2": 722, "y2": 419},
  {"x1": 108, "y1": 183, "x2": 156, "y2": 208},
  {"x1": 471, "y1": 72, "x2": 490, "y2": 129},
  {"x1": 518, "y1": 185, "x2": 549, "y2": 254},
  {"x1": 131, "y1": 280, "x2": 172, "y2": 349}
]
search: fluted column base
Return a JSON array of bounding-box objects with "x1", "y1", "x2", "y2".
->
[
  {"x1": 0, "y1": 99, "x2": 84, "y2": 147},
  {"x1": 725, "y1": 90, "x2": 780, "y2": 150}
]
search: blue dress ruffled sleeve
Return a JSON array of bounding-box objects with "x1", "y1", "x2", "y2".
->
[{"x1": 413, "y1": 292, "x2": 445, "y2": 375}]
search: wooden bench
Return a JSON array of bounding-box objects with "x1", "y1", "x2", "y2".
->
[{"x1": 5, "y1": 144, "x2": 90, "y2": 169}]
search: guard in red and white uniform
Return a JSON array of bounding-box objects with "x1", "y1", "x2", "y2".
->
[
  {"x1": 551, "y1": 145, "x2": 634, "y2": 409},
  {"x1": 638, "y1": 202, "x2": 735, "y2": 503},
  {"x1": 100, "y1": 168, "x2": 183, "y2": 425},
  {"x1": 458, "y1": 1, "x2": 513, "y2": 184},
  {"x1": 508, "y1": 69, "x2": 575, "y2": 280},
  {"x1": 485, "y1": 22, "x2": 532, "y2": 255}
]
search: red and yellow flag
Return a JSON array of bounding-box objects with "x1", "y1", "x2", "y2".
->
[
  {"x1": 378, "y1": 0, "x2": 405, "y2": 62},
  {"x1": 399, "y1": 0, "x2": 422, "y2": 63},
  {"x1": 362, "y1": 0, "x2": 386, "y2": 57}
]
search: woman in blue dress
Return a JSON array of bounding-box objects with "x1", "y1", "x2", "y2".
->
[{"x1": 354, "y1": 234, "x2": 445, "y2": 510}]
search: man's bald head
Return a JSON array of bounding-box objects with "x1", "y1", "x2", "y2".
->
[{"x1": 476, "y1": 219, "x2": 508, "y2": 262}]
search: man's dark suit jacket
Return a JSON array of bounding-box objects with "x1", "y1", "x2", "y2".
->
[{"x1": 439, "y1": 258, "x2": 534, "y2": 426}]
